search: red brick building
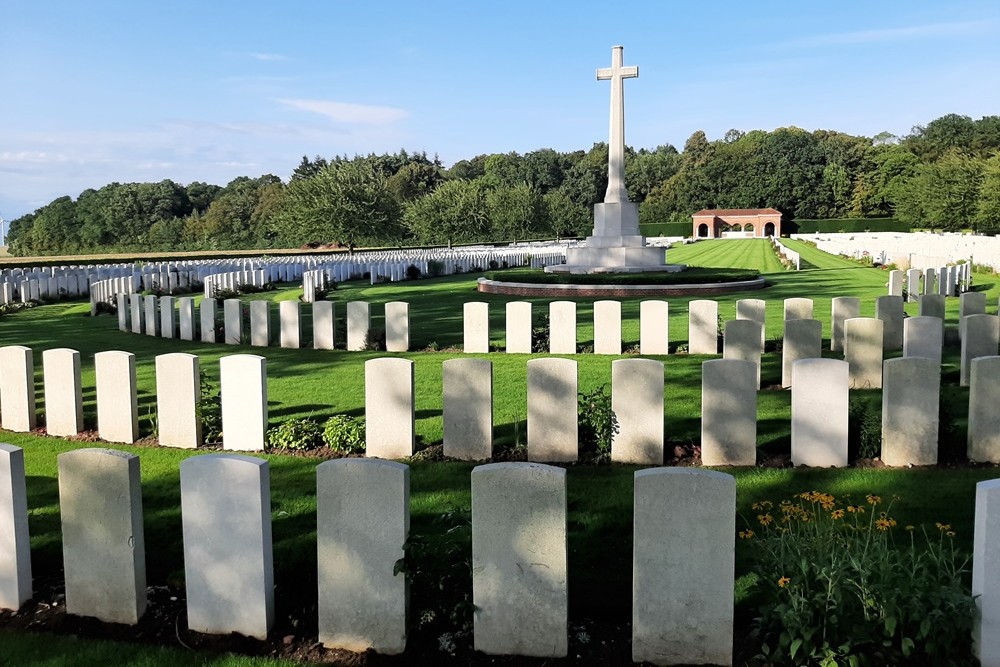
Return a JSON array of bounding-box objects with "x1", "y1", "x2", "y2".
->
[{"x1": 691, "y1": 208, "x2": 782, "y2": 238}]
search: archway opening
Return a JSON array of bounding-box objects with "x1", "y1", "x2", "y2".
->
[
  {"x1": 764, "y1": 222, "x2": 776, "y2": 237},
  {"x1": 697, "y1": 223, "x2": 709, "y2": 238}
]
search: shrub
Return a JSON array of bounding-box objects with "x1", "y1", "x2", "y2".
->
[
  {"x1": 427, "y1": 260, "x2": 445, "y2": 278},
  {"x1": 197, "y1": 370, "x2": 223, "y2": 444},
  {"x1": 266, "y1": 418, "x2": 323, "y2": 451},
  {"x1": 577, "y1": 385, "x2": 618, "y2": 461},
  {"x1": 363, "y1": 328, "x2": 387, "y2": 351},
  {"x1": 405, "y1": 264, "x2": 422, "y2": 280},
  {"x1": 322, "y1": 415, "x2": 365, "y2": 454},
  {"x1": 742, "y1": 492, "x2": 975, "y2": 665},
  {"x1": 530, "y1": 315, "x2": 550, "y2": 353},
  {"x1": 848, "y1": 398, "x2": 882, "y2": 460}
]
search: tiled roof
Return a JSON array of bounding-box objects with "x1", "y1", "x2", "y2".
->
[{"x1": 692, "y1": 208, "x2": 782, "y2": 217}]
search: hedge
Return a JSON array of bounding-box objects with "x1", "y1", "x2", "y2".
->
[
  {"x1": 639, "y1": 222, "x2": 692, "y2": 237},
  {"x1": 788, "y1": 218, "x2": 911, "y2": 234},
  {"x1": 483, "y1": 267, "x2": 760, "y2": 285}
]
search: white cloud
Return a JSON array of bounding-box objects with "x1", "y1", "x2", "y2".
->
[
  {"x1": 785, "y1": 20, "x2": 994, "y2": 48},
  {"x1": 277, "y1": 98, "x2": 409, "y2": 125}
]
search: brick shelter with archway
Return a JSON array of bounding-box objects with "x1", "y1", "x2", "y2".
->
[{"x1": 692, "y1": 208, "x2": 782, "y2": 239}]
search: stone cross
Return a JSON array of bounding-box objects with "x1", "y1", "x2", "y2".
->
[{"x1": 597, "y1": 45, "x2": 638, "y2": 204}]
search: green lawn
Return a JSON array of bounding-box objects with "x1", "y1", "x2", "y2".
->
[
  {"x1": 1, "y1": 239, "x2": 999, "y2": 664},
  {"x1": 667, "y1": 238, "x2": 787, "y2": 273}
]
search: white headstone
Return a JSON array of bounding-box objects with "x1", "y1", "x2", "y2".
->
[
  {"x1": 549, "y1": 301, "x2": 577, "y2": 354},
  {"x1": 961, "y1": 314, "x2": 1000, "y2": 387},
  {"x1": 632, "y1": 468, "x2": 735, "y2": 665},
  {"x1": 464, "y1": 302, "x2": 490, "y2": 353},
  {"x1": 973, "y1": 478, "x2": 1000, "y2": 664},
  {"x1": 611, "y1": 359, "x2": 663, "y2": 464},
  {"x1": 181, "y1": 454, "x2": 274, "y2": 639},
  {"x1": 888, "y1": 269, "x2": 904, "y2": 297},
  {"x1": 881, "y1": 357, "x2": 939, "y2": 466},
  {"x1": 688, "y1": 300, "x2": 718, "y2": 355},
  {"x1": 701, "y1": 358, "x2": 758, "y2": 466},
  {"x1": 791, "y1": 359, "x2": 849, "y2": 467},
  {"x1": 223, "y1": 299, "x2": 243, "y2": 345},
  {"x1": 782, "y1": 319, "x2": 822, "y2": 388},
  {"x1": 906, "y1": 268, "x2": 922, "y2": 302},
  {"x1": 969, "y1": 356, "x2": 1000, "y2": 463},
  {"x1": 594, "y1": 300, "x2": 622, "y2": 355},
  {"x1": 178, "y1": 297, "x2": 196, "y2": 340},
  {"x1": 783, "y1": 297, "x2": 813, "y2": 322},
  {"x1": 527, "y1": 358, "x2": 578, "y2": 462},
  {"x1": 960, "y1": 292, "x2": 988, "y2": 341},
  {"x1": 919, "y1": 293, "x2": 945, "y2": 320},
  {"x1": 443, "y1": 359, "x2": 492, "y2": 461},
  {"x1": 472, "y1": 462, "x2": 567, "y2": 658},
  {"x1": 159, "y1": 295, "x2": 175, "y2": 338},
  {"x1": 144, "y1": 295, "x2": 159, "y2": 336},
  {"x1": 250, "y1": 301, "x2": 271, "y2": 347},
  {"x1": 0, "y1": 346, "x2": 35, "y2": 432},
  {"x1": 317, "y1": 459, "x2": 409, "y2": 653},
  {"x1": 312, "y1": 301, "x2": 336, "y2": 350},
  {"x1": 723, "y1": 319, "x2": 762, "y2": 387},
  {"x1": 384, "y1": 301, "x2": 409, "y2": 352},
  {"x1": 903, "y1": 316, "x2": 944, "y2": 365},
  {"x1": 58, "y1": 448, "x2": 146, "y2": 624},
  {"x1": 220, "y1": 354, "x2": 267, "y2": 451},
  {"x1": 95, "y1": 351, "x2": 138, "y2": 444},
  {"x1": 639, "y1": 300, "x2": 669, "y2": 355},
  {"x1": 736, "y1": 298, "x2": 766, "y2": 347},
  {"x1": 155, "y1": 353, "x2": 201, "y2": 449},
  {"x1": 129, "y1": 294, "x2": 142, "y2": 334},
  {"x1": 506, "y1": 302, "x2": 532, "y2": 353},
  {"x1": 830, "y1": 296, "x2": 860, "y2": 352},
  {"x1": 42, "y1": 348, "x2": 83, "y2": 437},
  {"x1": 844, "y1": 317, "x2": 884, "y2": 389},
  {"x1": 365, "y1": 358, "x2": 415, "y2": 459},
  {"x1": 279, "y1": 300, "x2": 301, "y2": 349},
  {"x1": 923, "y1": 267, "x2": 936, "y2": 295},
  {"x1": 200, "y1": 298, "x2": 218, "y2": 343},
  {"x1": 0, "y1": 444, "x2": 31, "y2": 611},
  {"x1": 347, "y1": 301, "x2": 370, "y2": 351}
]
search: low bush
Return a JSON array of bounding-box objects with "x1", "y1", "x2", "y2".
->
[
  {"x1": 577, "y1": 385, "x2": 618, "y2": 461},
  {"x1": 405, "y1": 264, "x2": 422, "y2": 280},
  {"x1": 638, "y1": 222, "x2": 693, "y2": 237},
  {"x1": 322, "y1": 415, "x2": 365, "y2": 454},
  {"x1": 363, "y1": 328, "x2": 387, "y2": 351},
  {"x1": 742, "y1": 492, "x2": 975, "y2": 665},
  {"x1": 266, "y1": 418, "x2": 324, "y2": 451},
  {"x1": 791, "y1": 218, "x2": 911, "y2": 234}
]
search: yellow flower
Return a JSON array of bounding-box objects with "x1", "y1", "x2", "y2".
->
[
  {"x1": 946, "y1": 531, "x2": 956, "y2": 537},
  {"x1": 936, "y1": 523, "x2": 952, "y2": 532},
  {"x1": 758, "y1": 514, "x2": 774, "y2": 526},
  {"x1": 738, "y1": 530, "x2": 755, "y2": 540},
  {"x1": 875, "y1": 518, "x2": 892, "y2": 531},
  {"x1": 831, "y1": 509, "x2": 845, "y2": 520},
  {"x1": 866, "y1": 494, "x2": 881, "y2": 505},
  {"x1": 778, "y1": 576, "x2": 791, "y2": 588},
  {"x1": 905, "y1": 525, "x2": 915, "y2": 531},
  {"x1": 847, "y1": 505, "x2": 865, "y2": 514}
]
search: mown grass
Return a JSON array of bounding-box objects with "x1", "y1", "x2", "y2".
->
[
  {"x1": 666, "y1": 238, "x2": 787, "y2": 273},
  {"x1": 1, "y1": 238, "x2": 999, "y2": 664}
]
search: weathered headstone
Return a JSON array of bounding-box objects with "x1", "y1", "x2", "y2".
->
[
  {"x1": 0, "y1": 444, "x2": 31, "y2": 611},
  {"x1": 144, "y1": 295, "x2": 159, "y2": 337},
  {"x1": 279, "y1": 300, "x2": 301, "y2": 349},
  {"x1": 95, "y1": 351, "x2": 138, "y2": 444},
  {"x1": 117, "y1": 293, "x2": 129, "y2": 331},
  {"x1": 736, "y1": 298, "x2": 766, "y2": 346},
  {"x1": 42, "y1": 348, "x2": 83, "y2": 437},
  {"x1": 611, "y1": 359, "x2": 663, "y2": 464},
  {"x1": 875, "y1": 295, "x2": 904, "y2": 351},
  {"x1": 506, "y1": 301, "x2": 532, "y2": 353},
  {"x1": 688, "y1": 300, "x2": 719, "y2": 355},
  {"x1": 701, "y1": 359, "x2": 757, "y2": 466},
  {"x1": 968, "y1": 356, "x2": 1000, "y2": 463},
  {"x1": 130, "y1": 294, "x2": 143, "y2": 334},
  {"x1": 317, "y1": 459, "x2": 409, "y2": 654},
  {"x1": 906, "y1": 268, "x2": 922, "y2": 302},
  {"x1": 782, "y1": 319, "x2": 822, "y2": 388},
  {"x1": 903, "y1": 316, "x2": 944, "y2": 365},
  {"x1": 464, "y1": 302, "x2": 490, "y2": 353},
  {"x1": 155, "y1": 353, "x2": 201, "y2": 449},
  {"x1": 443, "y1": 358, "x2": 492, "y2": 460},
  {"x1": 200, "y1": 297, "x2": 217, "y2": 343},
  {"x1": 632, "y1": 468, "x2": 734, "y2": 665},
  {"x1": 365, "y1": 358, "x2": 415, "y2": 459},
  {"x1": 347, "y1": 301, "x2": 370, "y2": 351},
  {"x1": 220, "y1": 354, "x2": 267, "y2": 451},
  {"x1": 594, "y1": 300, "x2": 622, "y2": 355},
  {"x1": 159, "y1": 295, "x2": 176, "y2": 339},
  {"x1": 472, "y1": 463, "x2": 567, "y2": 658},
  {"x1": 783, "y1": 297, "x2": 813, "y2": 322},
  {"x1": 830, "y1": 296, "x2": 860, "y2": 352},
  {"x1": 791, "y1": 359, "x2": 849, "y2": 467},
  {"x1": 249, "y1": 301, "x2": 271, "y2": 347},
  {"x1": 312, "y1": 301, "x2": 336, "y2": 350},
  {"x1": 639, "y1": 300, "x2": 669, "y2": 355},
  {"x1": 881, "y1": 357, "x2": 939, "y2": 466},
  {"x1": 223, "y1": 299, "x2": 243, "y2": 345},
  {"x1": 973, "y1": 478, "x2": 1000, "y2": 665},
  {"x1": 178, "y1": 297, "x2": 196, "y2": 340},
  {"x1": 918, "y1": 293, "x2": 945, "y2": 320},
  {"x1": 961, "y1": 314, "x2": 1000, "y2": 386},
  {"x1": 58, "y1": 448, "x2": 146, "y2": 624},
  {"x1": 527, "y1": 358, "x2": 578, "y2": 462},
  {"x1": 549, "y1": 301, "x2": 577, "y2": 354},
  {"x1": 844, "y1": 317, "x2": 884, "y2": 389},
  {"x1": 888, "y1": 269, "x2": 904, "y2": 297},
  {"x1": 923, "y1": 267, "x2": 936, "y2": 295},
  {"x1": 181, "y1": 454, "x2": 273, "y2": 639},
  {"x1": 723, "y1": 319, "x2": 762, "y2": 387},
  {"x1": 960, "y1": 291, "x2": 988, "y2": 341},
  {"x1": 0, "y1": 346, "x2": 35, "y2": 432},
  {"x1": 385, "y1": 301, "x2": 409, "y2": 352}
]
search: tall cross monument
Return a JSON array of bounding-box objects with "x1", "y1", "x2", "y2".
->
[{"x1": 552, "y1": 45, "x2": 675, "y2": 273}]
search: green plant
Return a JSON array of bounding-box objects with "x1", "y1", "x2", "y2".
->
[
  {"x1": 849, "y1": 398, "x2": 882, "y2": 460},
  {"x1": 363, "y1": 328, "x2": 387, "y2": 351},
  {"x1": 530, "y1": 314, "x2": 550, "y2": 353},
  {"x1": 197, "y1": 370, "x2": 223, "y2": 444},
  {"x1": 427, "y1": 260, "x2": 445, "y2": 277},
  {"x1": 577, "y1": 384, "x2": 618, "y2": 461},
  {"x1": 406, "y1": 264, "x2": 422, "y2": 280},
  {"x1": 742, "y1": 492, "x2": 976, "y2": 665},
  {"x1": 322, "y1": 415, "x2": 366, "y2": 453},
  {"x1": 266, "y1": 417, "x2": 323, "y2": 451}
]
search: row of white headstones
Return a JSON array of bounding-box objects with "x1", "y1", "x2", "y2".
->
[{"x1": 2, "y1": 446, "x2": 1000, "y2": 663}]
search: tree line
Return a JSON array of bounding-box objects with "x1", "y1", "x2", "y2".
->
[{"x1": 8, "y1": 113, "x2": 1000, "y2": 256}]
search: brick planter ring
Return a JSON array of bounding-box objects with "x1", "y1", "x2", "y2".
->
[{"x1": 476, "y1": 277, "x2": 767, "y2": 298}]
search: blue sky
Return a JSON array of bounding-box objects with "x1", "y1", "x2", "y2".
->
[{"x1": 2, "y1": 1, "x2": 999, "y2": 222}]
